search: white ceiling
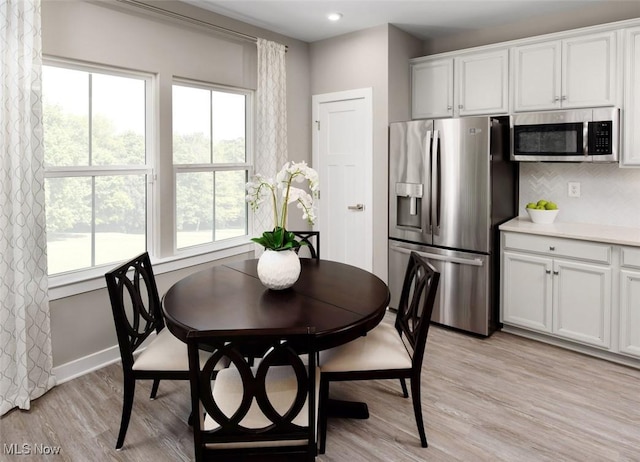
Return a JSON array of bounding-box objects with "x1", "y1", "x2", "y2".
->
[{"x1": 187, "y1": 0, "x2": 619, "y2": 43}]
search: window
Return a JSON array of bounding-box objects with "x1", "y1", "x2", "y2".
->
[
  {"x1": 42, "y1": 62, "x2": 151, "y2": 275},
  {"x1": 42, "y1": 62, "x2": 253, "y2": 289},
  {"x1": 172, "y1": 82, "x2": 250, "y2": 250}
]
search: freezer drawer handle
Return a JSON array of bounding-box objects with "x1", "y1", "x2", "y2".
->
[
  {"x1": 348, "y1": 204, "x2": 364, "y2": 211},
  {"x1": 392, "y1": 245, "x2": 484, "y2": 267}
]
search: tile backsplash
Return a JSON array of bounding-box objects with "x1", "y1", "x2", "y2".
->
[{"x1": 518, "y1": 163, "x2": 640, "y2": 228}]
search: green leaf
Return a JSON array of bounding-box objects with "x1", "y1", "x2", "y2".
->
[{"x1": 251, "y1": 227, "x2": 304, "y2": 251}]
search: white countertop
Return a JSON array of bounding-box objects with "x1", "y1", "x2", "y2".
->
[{"x1": 499, "y1": 217, "x2": 640, "y2": 247}]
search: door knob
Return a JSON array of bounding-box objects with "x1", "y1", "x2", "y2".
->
[{"x1": 348, "y1": 204, "x2": 364, "y2": 211}]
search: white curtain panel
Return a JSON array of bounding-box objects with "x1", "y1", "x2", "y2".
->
[
  {"x1": 0, "y1": 0, "x2": 56, "y2": 416},
  {"x1": 254, "y1": 38, "x2": 288, "y2": 254}
]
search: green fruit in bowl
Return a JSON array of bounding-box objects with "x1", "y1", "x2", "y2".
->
[{"x1": 526, "y1": 199, "x2": 558, "y2": 213}]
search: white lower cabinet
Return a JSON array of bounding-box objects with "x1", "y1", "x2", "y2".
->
[
  {"x1": 503, "y1": 252, "x2": 553, "y2": 332},
  {"x1": 553, "y1": 259, "x2": 611, "y2": 348},
  {"x1": 619, "y1": 247, "x2": 640, "y2": 357},
  {"x1": 502, "y1": 232, "x2": 612, "y2": 349}
]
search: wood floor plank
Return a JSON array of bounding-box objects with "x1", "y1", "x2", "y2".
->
[{"x1": 2, "y1": 313, "x2": 640, "y2": 461}]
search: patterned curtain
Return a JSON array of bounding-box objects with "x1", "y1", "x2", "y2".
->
[
  {"x1": 254, "y1": 38, "x2": 287, "y2": 254},
  {"x1": 0, "y1": 0, "x2": 56, "y2": 416}
]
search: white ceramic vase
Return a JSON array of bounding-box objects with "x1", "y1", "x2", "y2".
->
[{"x1": 257, "y1": 249, "x2": 301, "y2": 290}]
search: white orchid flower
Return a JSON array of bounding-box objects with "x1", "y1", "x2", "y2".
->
[{"x1": 246, "y1": 161, "x2": 320, "y2": 247}]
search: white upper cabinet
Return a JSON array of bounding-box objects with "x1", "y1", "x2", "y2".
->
[
  {"x1": 563, "y1": 33, "x2": 617, "y2": 108},
  {"x1": 512, "y1": 41, "x2": 561, "y2": 111},
  {"x1": 411, "y1": 58, "x2": 454, "y2": 119},
  {"x1": 623, "y1": 26, "x2": 640, "y2": 166},
  {"x1": 513, "y1": 31, "x2": 617, "y2": 112},
  {"x1": 411, "y1": 49, "x2": 508, "y2": 119},
  {"x1": 455, "y1": 49, "x2": 509, "y2": 116}
]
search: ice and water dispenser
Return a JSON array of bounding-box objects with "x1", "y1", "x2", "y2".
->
[
  {"x1": 395, "y1": 182, "x2": 423, "y2": 230},
  {"x1": 389, "y1": 120, "x2": 429, "y2": 240}
]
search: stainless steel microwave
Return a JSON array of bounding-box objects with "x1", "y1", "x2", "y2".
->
[{"x1": 510, "y1": 108, "x2": 619, "y2": 162}]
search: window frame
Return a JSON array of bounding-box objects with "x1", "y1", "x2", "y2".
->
[
  {"x1": 43, "y1": 58, "x2": 154, "y2": 283},
  {"x1": 171, "y1": 78, "x2": 254, "y2": 255},
  {"x1": 44, "y1": 59, "x2": 255, "y2": 301}
]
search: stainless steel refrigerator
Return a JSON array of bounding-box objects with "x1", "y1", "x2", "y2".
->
[{"x1": 388, "y1": 116, "x2": 517, "y2": 336}]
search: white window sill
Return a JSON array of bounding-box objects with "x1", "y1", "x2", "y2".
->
[{"x1": 48, "y1": 239, "x2": 255, "y2": 301}]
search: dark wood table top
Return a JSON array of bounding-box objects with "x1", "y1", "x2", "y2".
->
[{"x1": 162, "y1": 258, "x2": 390, "y2": 350}]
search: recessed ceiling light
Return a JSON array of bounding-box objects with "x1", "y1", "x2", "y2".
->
[{"x1": 327, "y1": 12, "x2": 343, "y2": 22}]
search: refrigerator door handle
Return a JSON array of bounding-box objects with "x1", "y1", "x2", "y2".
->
[
  {"x1": 431, "y1": 130, "x2": 441, "y2": 236},
  {"x1": 391, "y1": 245, "x2": 484, "y2": 267},
  {"x1": 424, "y1": 130, "x2": 433, "y2": 234}
]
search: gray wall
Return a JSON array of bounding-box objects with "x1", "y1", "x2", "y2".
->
[
  {"x1": 42, "y1": 0, "x2": 311, "y2": 369},
  {"x1": 423, "y1": 1, "x2": 640, "y2": 55},
  {"x1": 388, "y1": 25, "x2": 423, "y2": 123}
]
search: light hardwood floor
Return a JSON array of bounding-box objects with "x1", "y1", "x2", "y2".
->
[{"x1": 2, "y1": 313, "x2": 640, "y2": 461}]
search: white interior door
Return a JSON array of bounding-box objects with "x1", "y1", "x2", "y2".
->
[{"x1": 312, "y1": 89, "x2": 372, "y2": 271}]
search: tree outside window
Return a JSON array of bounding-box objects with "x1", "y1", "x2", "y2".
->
[
  {"x1": 172, "y1": 83, "x2": 249, "y2": 249},
  {"x1": 42, "y1": 64, "x2": 150, "y2": 275},
  {"x1": 42, "y1": 64, "x2": 252, "y2": 277}
]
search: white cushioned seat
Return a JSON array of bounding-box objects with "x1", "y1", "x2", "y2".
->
[
  {"x1": 203, "y1": 364, "x2": 321, "y2": 449},
  {"x1": 133, "y1": 328, "x2": 215, "y2": 371},
  {"x1": 319, "y1": 322, "x2": 412, "y2": 372},
  {"x1": 318, "y1": 253, "x2": 440, "y2": 453}
]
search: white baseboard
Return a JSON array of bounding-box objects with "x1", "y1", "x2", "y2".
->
[
  {"x1": 501, "y1": 324, "x2": 640, "y2": 370},
  {"x1": 52, "y1": 345, "x2": 121, "y2": 385}
]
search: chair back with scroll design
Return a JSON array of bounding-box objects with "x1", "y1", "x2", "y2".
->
[
  {"x1": 106, "y1": 252, "x2": 163, "y2": 369},
  {"x1": 187, "y1": 327, "x2": 318, "y2": 461},
  {"x1": 291, "y1": 231, "x2": 320, "y2": 259},
  {"x1": 105, "y1": 252, "x2": 193, "y2": 449},
  {"x1": 395, "y1": 251, "x2": 440, "y2": 371},
  {"x1": 318, "y1": 251, "x2": 439, "y2": 453}
]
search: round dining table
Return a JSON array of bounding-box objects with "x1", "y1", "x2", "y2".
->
[
  {"x1": 162, "y1": 257, "x2": 390, "y2": 420},
  {"x1": 162, "y1": 257, "x2": 390, "y2": 351}
]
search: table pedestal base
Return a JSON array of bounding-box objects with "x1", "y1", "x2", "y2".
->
[{"x1": 326, "y1": 399, "x2": 369, "y2": 419}]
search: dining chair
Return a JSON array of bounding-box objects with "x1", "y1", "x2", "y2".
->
[
  {"x1": 318, "y1": 251, "x2": 440, "y2": 452},
  {"x1": 291, "y1": 231, "x2": 320, "y2": 259},
  {"x1": 105, "y1": 252, "x2": 223, "y2": 450},
  {"x1": 187, "y1": 327, "x2": 319, "y2": 461}
]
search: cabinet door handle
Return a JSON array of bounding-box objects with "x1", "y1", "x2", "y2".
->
[
  {"x1": 549, "y1": 246, "x2": 555, "y2": 251},
  {"x1": 458, "y1": 104, "x2": 463, "y2": 109},
  {"x1": 561, "y1": 95, "x2": 567, "y2": 101},
  {"x1": 447, "y1": 105, "x2": 453, "y2": 111},
  {"x1": 546, "y1": 270, "x2": 551, "y2": 274},
  {"x1": 553, "y1": 271, "x2": 559, "y2": 275},
  {"x1": 554, "y1": 96, "x2": 560, "y2": 102}
]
